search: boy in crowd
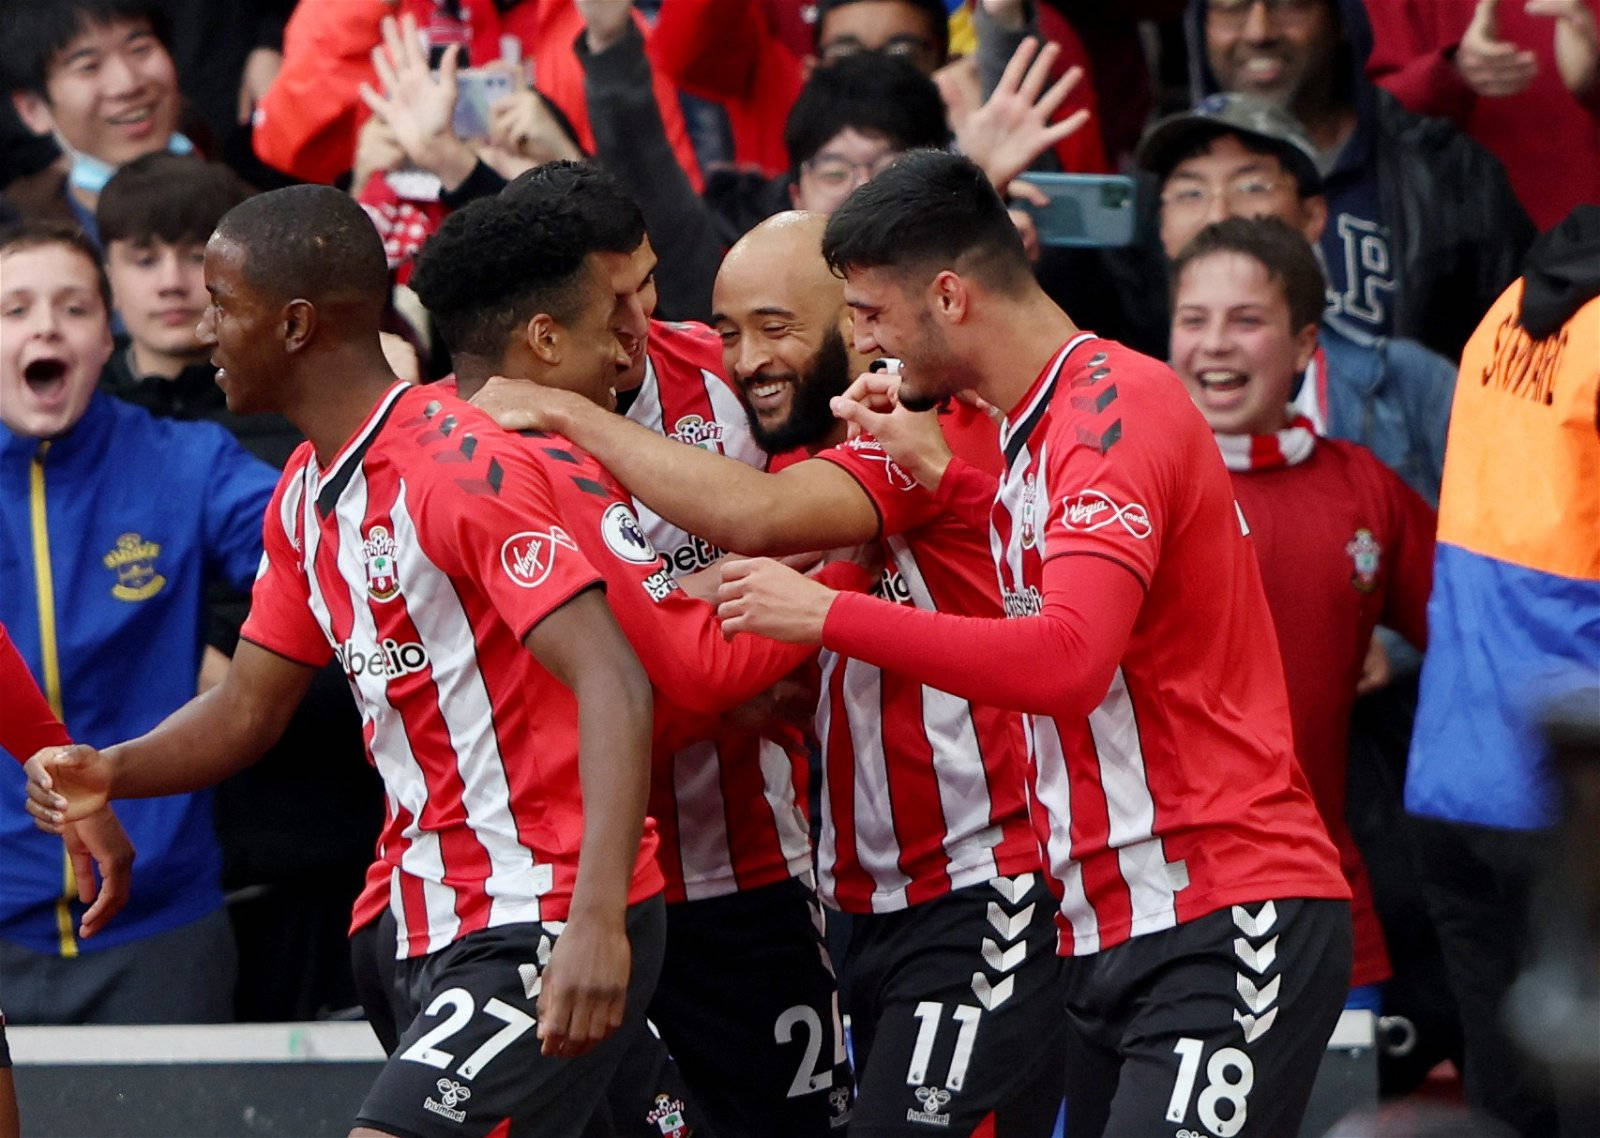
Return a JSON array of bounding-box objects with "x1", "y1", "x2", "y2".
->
[
  {"x1": 1166, "y1": 215, "x2": 1436, "y2": 1010},
  {"x1": 0, "y1": 221, "x2": 275, "y2": 1023}
]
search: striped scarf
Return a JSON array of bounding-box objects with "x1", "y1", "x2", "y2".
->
[{"x1": 1213, "y1": 414, "x2": 1317, "y2": 472}]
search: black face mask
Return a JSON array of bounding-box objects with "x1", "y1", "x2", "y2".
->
[{"x1": 741, "y1": 326, "x2": 853, "y2": 454}]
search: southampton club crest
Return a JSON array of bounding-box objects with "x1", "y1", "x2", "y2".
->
[
  {"x1": 363, "y1": 525, "x2": 400, "y2": 601},
  {"x1": 1018, "y1": 472, "x2": 1039, "y2": 549},
  {"x1": 103, "y1": 532, "x2": 166, "y2": 602},
  {"x1": 670, "y1": 414, "x2": 725, "y2": 452},
  {"x1": 646, "y1": 1094, "x2": 689, "y2": 1138},
  {"x1": 1345, "y1": 528, "x2": 1381, "y2": 593}
]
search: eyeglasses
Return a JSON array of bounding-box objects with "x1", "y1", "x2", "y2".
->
[
  {"x1": 802, "y1": 152, "x2": 900, "y2": 191},
  {"x1": 817, "y1": 36, "x2": 938, "y2": 71},
  {"x1": 1160, "y1": 175, "x2": 1286, "y2": 214},
  {"x1": 1206, "y1": 0, "x2": 1323, "y2": 26}
]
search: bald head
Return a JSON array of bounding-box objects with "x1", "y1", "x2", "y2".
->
[
  {"x1": 712, "y1": 211, "x2": 866, "y2": 453},
  {"x1": 717, "y1": 211, "x2": 840, "y2": 316}
]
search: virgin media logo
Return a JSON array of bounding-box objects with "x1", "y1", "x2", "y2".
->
[{"x1": 1060, "y1": 489, "x2": 1151, "y2": 540}]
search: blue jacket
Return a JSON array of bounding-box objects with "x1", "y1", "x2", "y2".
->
[
  {"x1": 1319, "y1": 315, "x2": 1455, "y2": 506},
  {"x1": 0, "y1": 394, "x2": 276, "y2": 955}
]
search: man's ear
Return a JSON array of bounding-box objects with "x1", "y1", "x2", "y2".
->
[
  {"x1": 929, "y1": 269, "x2": 969, "y2": 323},
  {"x1": 525, "y1": 312, "x2": 561, "y2": 366},
  {"x1": 282, "y1": 299, "x2": 317, "y2": 354},
  {"x1": 12, "y1": 91, "x2": 55, "y2": 139}
]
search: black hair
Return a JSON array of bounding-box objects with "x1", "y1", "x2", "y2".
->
[
  {"x1": 1161, "y1": 127, "x2": 1317, "y2": 198},
  {"x1": 96, "y1": 153, "x2": 253, "y2": 248},
  {"x1": 0, "y1": 221, "x2": 114, "y2": 314},
  {"x1": 0, "y1": 0, "x2": 170, "y2": 97},
  {"x1": 409, "y1": 194, "x2": 597, "y2": 364},
  {"x1": 497, "y1": 160, "x2": 645, "y2": 256},
  {"x1": 821, "y1": 149, "x2": 1031, "y2": 294},
  {"x1": 1170, "y1": 216, "x2": 1327, "y2": 333},
  {"x1": 814, "y1": 0, "x2": 949, "y2": 64},
  {"x1": 212, "y1": 184, "x2": 390, "y2": 311},
  {"x1": 784, "y1": 52, "x2": 951, "y2": 177}
]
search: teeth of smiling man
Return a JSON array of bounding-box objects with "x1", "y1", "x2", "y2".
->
[
  {"x1": 1198, "y1": 370, "x2": 1248, "y2": 389},
  {"x1": 750, "y1": 381, "x2": 788, "y2": 398},
  {"x1": 107, "y1": 106, "x2": 154, "y2": 125}
]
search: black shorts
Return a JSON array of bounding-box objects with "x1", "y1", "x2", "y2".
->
[
  {"x1": 635, "y1": 875, "x2": 853, "y2": 1136},
  {"x1": 843, "y1": 873, "x2": 1069, "y2": 1137},
  {"x1": 1058, "y1": 897, "x2": 1352, "y2": 1138},
  {"x1": 355, "y1": 897, "x2": 684, "y2": 1138},
  {"x1": 353, "y1": 903, "x2": 710, "y2": 1138},
  {"x1": 351, "y1": 907, "x2": 406, "y2": 1055}
]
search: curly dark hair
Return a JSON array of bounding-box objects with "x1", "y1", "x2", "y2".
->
[{"x1": 410, "y1": 194, "x2": 596, "y2": 364}]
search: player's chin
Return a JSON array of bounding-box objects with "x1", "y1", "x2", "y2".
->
[{"x1": 897, "y1": 383, "x2": 944, "y2": 414}]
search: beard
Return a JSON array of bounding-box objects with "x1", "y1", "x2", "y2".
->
[
  {"x1": 741, "y1": 326, "x2": 853, "y2": 454},
  {"x1": 896, "y1": 308, "x2": 965, "y2": 412}
]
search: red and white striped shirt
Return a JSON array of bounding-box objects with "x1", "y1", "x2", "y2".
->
[
  {"x1": 810, "y1": 406, "x2": 1040, "y2": 914},
  {"x1": 242, "y1": 383, "x2": 663, "y2": 957},
  {"x1": 623, "y1": 319, "x2": 815, "y2": 902},
  {"x1": 993, "y1": 336, "x2": 1346, "y2": 954}
]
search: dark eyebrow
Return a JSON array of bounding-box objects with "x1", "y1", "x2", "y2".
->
[
  {"x1": 750, "y1": 307, "x2": 795, "y2": 318},
  {"x1": 61, "y1": 45, "x2": 102, "y2": 66}
]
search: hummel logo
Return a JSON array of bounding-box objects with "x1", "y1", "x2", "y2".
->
[
  {"x1": 1234, "y1": 1006, "x2": 1279, "y2": 1044},
  {"x1": 981, "y1": 938, "x2": 1026, "y2": 973},
  {"x1": 971, "y1": 972, "x2": 1015, "y2": 1010},
  {"x1": 1233, "y1": 935, "x2": 1278, "y2": 974},
  {"x1": 1232, "y1": 901, "x2": 1277, "y2": 938},
  {"x1": 986, "y1": 901, "x2": 1034, "y2": 941},
  {"x1": 990, "y1": 874, "x2": 1034, "y2": 904},
  {"x1": 1236, "y1": 973, "x2": 1280, "y2": 1014}
]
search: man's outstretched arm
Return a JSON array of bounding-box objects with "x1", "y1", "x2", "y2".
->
[
  {"x1": 472, "y1": 380, "x2": 881, "y2": 555},
  {"x1": 27, "y1": 639, "x2": 317, "y2": 824},
  {"x1": 718, "y1": 551, "x2": 1143, "y2": 722}
]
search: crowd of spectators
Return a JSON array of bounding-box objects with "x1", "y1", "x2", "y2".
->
[{"x1": 1, "y1": 2, "x2": 1596, "y2": 1137}]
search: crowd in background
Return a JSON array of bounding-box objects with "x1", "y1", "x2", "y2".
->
[{"x1": 1, "y1": 3, "x2": 1597, "y2": 1138}]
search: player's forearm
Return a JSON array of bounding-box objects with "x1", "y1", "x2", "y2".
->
[
  {"x1": 555, "y1": 400, "x2": 791, "y2": 553},
  {"x1": 567, "y1": 659, "x2": 654, "y2": 920},
  {"x1": 103, "y1": 677, "x2": 291, "y2": 799},
  {"x1": 821, "y1": 554, "x2": 1142, "y2": 720}
]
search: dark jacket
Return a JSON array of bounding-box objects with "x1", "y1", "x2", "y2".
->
[
  {"x1": 1183, "y1": 0, "x2": 1536, "y2": 362},
  {"x1": 99, "y1": 346, "x2": 302, "y2": 470}
]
